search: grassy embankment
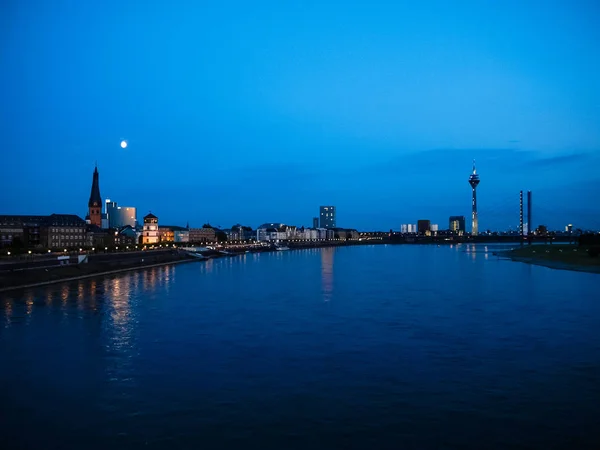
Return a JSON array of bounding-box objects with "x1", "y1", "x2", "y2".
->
[{"x1": 501, "y1": 244, "x2": 600, "y2": 273}]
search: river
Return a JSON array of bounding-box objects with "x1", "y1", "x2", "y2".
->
[{"x1": 1, "y1": 244, "x2": 599, "y2": 449}]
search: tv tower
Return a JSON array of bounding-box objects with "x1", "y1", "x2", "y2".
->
[{"x1": 468, "y1": 160, "x2": 480, "y2": 236}]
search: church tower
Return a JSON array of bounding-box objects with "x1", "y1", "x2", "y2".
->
[{"x1": 88, "y1": 165, "x2": 102, "y2": 227}]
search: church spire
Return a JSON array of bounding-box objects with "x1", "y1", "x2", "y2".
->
[
  {"x1": 88, "y1": 166, "x2": 102, "y2": 207},
  {"x1": 88, "y1": 165, "x2": 102, "y2": 227}
]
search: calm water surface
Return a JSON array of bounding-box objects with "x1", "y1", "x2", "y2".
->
[{"x1": 1, "y1": 245, "x2": 599, "y2": 449}]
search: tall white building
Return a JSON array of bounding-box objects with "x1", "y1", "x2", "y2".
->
[
  {"x1": 401, "y1": 224, "x2": 408, "y2": 233},
  {"x1": 431, "y1": 224, "x2": 439, "y2": 232},
  {"x1": 142, "y1": 213, "x2": 159, "y2": 244}
]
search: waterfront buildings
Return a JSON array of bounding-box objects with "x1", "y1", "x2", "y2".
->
[
  {"x1": 0, "y1": 215, "x2": 45, "y2": 248},
  {"x1": 320, "y1": 206, "x2": 336, "y2": 228},
  {"x1": 257, "y1": 227, "x2": 286, "y2": 242},
  {"x1": 431, "y1": 224, "x2": 439, "y2": 232},
  {"x1": 449, "y1": 216, "x2": 466, "y2": 233},
  {"x1": 174, "y1": 228, "x2": 190, "y2": 243},
  {"x1": 105, "y1": 199, "x2": 137, "y2": 229},
  {"x1": 332, "y1": 228, "x2": 360, "y2": 241},
  {"x1": 0, "y1": 214, "x2": 86, "y2": 249},
  {"x1": 88, "y1": 166, "x2": 102, "y2": 227},
  {"x1": 86, "y1": 225, "x2": 110, "y2": 248},
  {"x1": 417, "y1": 220, "x2": 431, "y2": 234},
  {"x1": 158, "y1": 226, "x2": 174, "y2": 242},
  {"x1": 296, "y1": 227, "x2": 319, "y2": 240},
  {"x1": 468, "y1": 160, "x2": 481, "y2": 236},
  {"x1": 256, "y1": 223, "x2": 287, "y2": 242},
  {"x1": 318, "y1": 228, "x2": 335, "y2": 240},
  {"x1": 158, "y1": 225, "x2": 189, "y2": 243},
  {"x1": 226, "y1": 225, "x2": 255, "y2": 241},
  {"x1": 400, "y1": 224, "x2": 417, "y2": 233},
  {"x1": 256, "y1": 223, "x2": 340, "y2": 242},
  {"x1": 189, "y1": 226, "x2": 216, "y2": 243},
  {"x1": 115, "y1": 226, "x2": 137, "y2": 246},
  {"x1": 46, "y1": 214, "x2": 87, "y2": 249},
  {"x1": 142, "y1": 213, "x2": 159, "y2": 244}
]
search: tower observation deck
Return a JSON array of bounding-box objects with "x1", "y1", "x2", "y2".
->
[{"x1": 468, "y1": 160, "x2": 480, "y2": 236}]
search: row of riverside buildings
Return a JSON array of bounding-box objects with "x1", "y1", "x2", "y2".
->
[
  {"x1": 400, "y1": 216, "x2": 466, "y2": 236},
  {"x1": 1, "y1": 166, "x2": 357, "y2": 251}
]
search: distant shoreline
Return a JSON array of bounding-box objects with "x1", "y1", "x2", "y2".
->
[{"x1": 498, "y1": 244, "x2": 600, "y2": 274}]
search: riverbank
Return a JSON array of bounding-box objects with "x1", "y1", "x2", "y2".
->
[
  {"x1": 499, "y1": 244, "x2": 600, "y2": 274},
  {"x1": 0, "y1": 250, "x2": 196, "y2": 293},
  {"x1": 0, "y1": 243, "x2": 358, "y2": 292}
]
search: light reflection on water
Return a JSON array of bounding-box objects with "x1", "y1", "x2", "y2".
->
[
  {"x1": 1, "y1": 247, "x2": 599, "y2": 449},
  {"x1": 321, "y1": 247, "x2": 334, "y2": 302},
  {"x1": 1, "y1": 264, "x2": 177, "y2": 327}
]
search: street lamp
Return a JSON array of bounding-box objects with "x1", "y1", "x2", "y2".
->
[
  {"x1": 28, "y1": 250, "x2": 32, "y2": 254},
  {"x1": 7, "y1": 251, "x2": 11, "y2": 256}
]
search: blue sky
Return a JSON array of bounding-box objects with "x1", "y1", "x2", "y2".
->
[{"x1": 1, "y1": 0, "x2": 599, "y2": 230}]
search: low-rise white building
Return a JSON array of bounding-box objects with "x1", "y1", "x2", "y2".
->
[
  {"x1": 315, "y1": 228, "x2": 334, "y2": 240},
  {"x1": 174, "y1": 229, "x2": 190, "y2": 243},
  {"x1": 256, "y1": 223, "x2": 287, "y2": 242}
]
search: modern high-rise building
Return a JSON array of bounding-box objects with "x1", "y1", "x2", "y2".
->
[
  {"x1": 88, "y1": 165, "x2": 102, "y2": 227},
  {"x1": 407, "y1": 224, "x2": 417, "y2": 233},
  {"x1": 105, "y1": 199, "x2": 137, "y2": 229},
  {"x1": 449, "y1": 216, "x2": 465, "y2": 233},
  {"x1": 468, "y1": 160, "x2": 480, "y2": 235},
  {"x1": 431, "y1": 224, "x2": 439, "y2": 232},
  {"x1": 417, "y1": 220, "x2": 431, "y2": 234},
  {"x1": 313, "y1": 217, "x2": 319, "y2": 228},
  {"x1": 319, "y1": 206, "x2": 336, "y2": 228},
  {"x1": 401, "y1": 224, "x2": 408, "y2": 233}
]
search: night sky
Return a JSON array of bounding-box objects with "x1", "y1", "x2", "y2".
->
[{"x1": 1, "y1": 1, "x2": 599, "y2": 230}]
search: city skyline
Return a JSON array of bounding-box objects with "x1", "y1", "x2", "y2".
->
[
  {"x1": 1, "y1": 160, "x2": 598, "y2": 233},
  {"x1": 1, "y1": 2, "x2": 599, "y2": 230}
]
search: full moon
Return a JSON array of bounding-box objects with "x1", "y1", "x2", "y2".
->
[{"x1": 120, "y1": 140, "x2": 127, "y2": 149}]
